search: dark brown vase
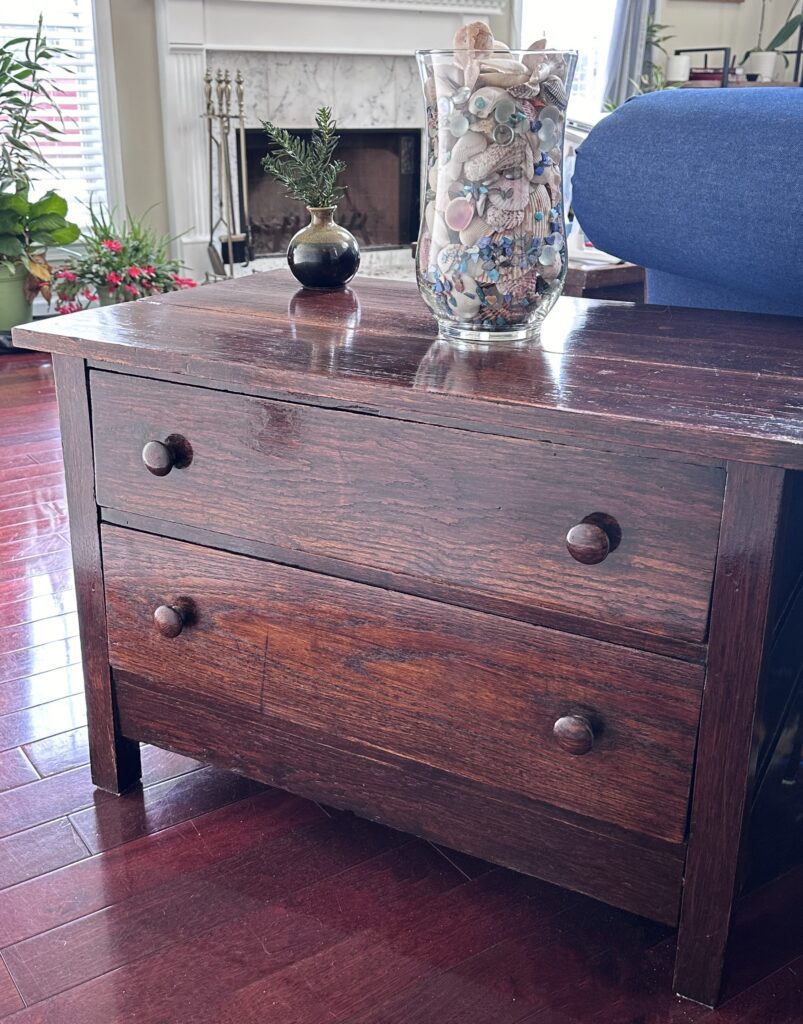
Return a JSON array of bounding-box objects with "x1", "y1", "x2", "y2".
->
[{"x1": 287, "y1": 206, "x2": 360, "y2": 290}]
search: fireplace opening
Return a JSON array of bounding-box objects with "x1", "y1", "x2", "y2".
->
[{"x1": 239, "y1": 128, "x2": 421, "y2": 256}]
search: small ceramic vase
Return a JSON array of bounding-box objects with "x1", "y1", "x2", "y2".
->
[{"x1": 287, "y1": 206, "x2": 360, "y2": 289}]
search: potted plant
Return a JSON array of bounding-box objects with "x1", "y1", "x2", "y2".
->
[
  {"x1": 743, "y1": 0, "x2": 803, "y2": 80},
  {"x1": 54, "y1": 204, "x2": 196, "y2": 313},
  {"x1": 262, "y1": 106, "x2": 359, "y2": 290},
  {"x1": 0, "y1": 17, "x2": 80, "y2": 329}
]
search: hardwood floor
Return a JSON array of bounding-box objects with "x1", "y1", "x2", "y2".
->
[{"x1": 0, "y1": 351, "x2": 800, "y2": 1023}]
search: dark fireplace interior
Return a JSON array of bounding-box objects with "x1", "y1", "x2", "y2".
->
[{"x1": 240, "y1": 128, "x2": 421, "y2": 256}]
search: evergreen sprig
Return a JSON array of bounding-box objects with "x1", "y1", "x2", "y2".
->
[{"x1": 261, "y1": 106, "x2": 346, "y2": 208}]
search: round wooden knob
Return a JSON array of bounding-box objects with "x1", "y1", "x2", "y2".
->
[
  {"x1": 566, "y1": 513, "x2": 621, "y2": 565},
  {"x1": 553, "y1": 715, "x2": 595, "y2": 755},
  {"x1": 153, "y1": 604, "x2": 184, "y2": 638},
  {"x1": 142, "y1": 440, "x2": 174, "y2": 477}
]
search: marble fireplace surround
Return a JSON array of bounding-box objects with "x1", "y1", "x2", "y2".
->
[{"x1": 156, "y1": 0, "x2": 507, "y2": 276}]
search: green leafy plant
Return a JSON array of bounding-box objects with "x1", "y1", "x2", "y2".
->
[
  {"x1": 742, "y1": 0, "x2": 803, "y2": 65},
  {"x1": 0, "y1": 16, "x2": 79, "y2": 303},
  {"x1": 0, "y1": 15, "x2": 71, "y2": 191},
  {"x1": 0, "y1": 188, "x2": 79, "y2": 301},
  {"x1": 261, "y1": 106, "x2": 346, "y2": 208},
  {"x1": 54, "y1": 203, "x2": 195, "y2": 314}
]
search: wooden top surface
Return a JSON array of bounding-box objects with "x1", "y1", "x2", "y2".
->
[{"x1": 13, "y1": 270, "x2": 803, "y2": 467}]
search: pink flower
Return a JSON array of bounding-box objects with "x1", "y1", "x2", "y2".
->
[
  {"x1": 81, "y1": 289, "x2": 97, "y2": 301},
  {"x1": 57, "y1": 269, "x2": 77, "y2": 282},
  {"x1": 124, "y1": 284, "x2": 139, "y2": 297},
  {"x1": 106, "y1": 271, "x2": 122, "y2": 286},
  {"x1": 128, "y1": 265, "x2": 142, "y2": 278},
  {"x1": 144, "y1": 264, "x2": 156, "y2": 275},
  {"x1": 102, "y1": 239, "x2": 123, "y2": 253},
  {"x1": 171, "y1": 273, "x2": 197, "y2": 289}
]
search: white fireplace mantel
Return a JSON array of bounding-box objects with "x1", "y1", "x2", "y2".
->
[{"x1": 155, "y1": 0, "x2": 509, "y2": 275}]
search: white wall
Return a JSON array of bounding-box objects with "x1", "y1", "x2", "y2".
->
[{"x1": 659, "y1": 0, "x2": 801, "y2": 75}]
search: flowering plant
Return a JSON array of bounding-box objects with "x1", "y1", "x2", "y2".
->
[{"x1": 54, "y1": 204, "x2": 195, "y2": 314}]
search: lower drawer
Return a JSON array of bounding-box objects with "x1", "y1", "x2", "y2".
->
[{"x1": 102, "y1": 526, "x2": 705, "y2": 845}]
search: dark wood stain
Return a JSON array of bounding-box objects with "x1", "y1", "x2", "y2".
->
[
  {"x1": 8, "y1": 273, "x2": 803, "y2": 1013},
  {"x1": 102, "y1": 526, "x2": 704, "y2": 843},
  {"x1": 90, "y1": 369, "x2": 725, "y2": 643}
]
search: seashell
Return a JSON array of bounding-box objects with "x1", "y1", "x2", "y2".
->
[
  {"x1": 524, "y1": 54, "x2": 553, "y2": 79},
  {"x1": 445, "y1": 196, "x2": 476, "y2": 232},
  {"x1": 527, "y1": 38, "x2": 547, "y2": 52},
  {"x1": 530, "y1": 183, "x2": 552, "y2": 217},
  {"x1": 549, "y1": 145, "x2": 563, "y2": 165},
  {"x1": 479, "y1": 57, "x2": 529, "y2": 76},
  {"x1": 459, "y1": 215, "x2": 492, "y2": 246},
  {"x1": 529, "y1": 185, "x2": 552, "y2": 237},
  {"x1": 453, "y1": 20, "x2": 495, "y2": 58},
  {"x1": 520, "y1": 99, "x2": 539, "y2": 122},
  {"x1": 476, "y1": 69, "x2": 531, "y2": 88},
  {"x1": 509, "y1": 82, "x2": 542, "y2": 101},
  {"x1": 525, "y1": 130, "x2": 543, "y2": 161},
  {"x1": 436, "y1": 242, "x2": 465, "y2": 276},
  {"x1": 485, "y1": 204, "x2": 526, "y2": 229},
  {"x1": 488, "y1": 176, "x2": 530, "y2": 212},
  {"x1": 424, "y1": 76, "x2": 437, "y2": 107},
  {"x1": 463, "y1": 135, "x2": 528, "y2": 181},
  {"x1": 468, "y1": 86, "x2": 508, "y2": 117},
  {"x1": 425, "y1": 201, "x2": 436, "y2": 234},
  {"x1": 509, "y1": 265, "x2": 540, "y2": 301},
  {"x1": 469, "y1": 116, "x2": 496, "y2": 137},
  {"x1": 450, "y1": 131, "x2": 487, "y2": 164},
  {"x1": 446, "y1": 272, "x2": 483, "y2": 320},
  {"x1": 540, "y1": 75, "x2": 568, "y2": 109}
]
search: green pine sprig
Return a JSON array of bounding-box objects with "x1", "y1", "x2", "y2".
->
[{"x1": 261, "y1": 106, "x2": 346, "y2": 208}]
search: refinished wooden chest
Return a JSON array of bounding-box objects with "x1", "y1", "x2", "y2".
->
[{"x1": 14, "y1": 273, "x2": 803, "y2": 1006}]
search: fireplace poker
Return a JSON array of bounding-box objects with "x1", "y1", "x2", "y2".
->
[{"x1": 236, "y1": 70, "x2": 253, "y2": 263}]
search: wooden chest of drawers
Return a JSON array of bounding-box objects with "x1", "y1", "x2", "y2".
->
[{"x1": 14, "y1": 273, "x2": 803, "y2": 1007}]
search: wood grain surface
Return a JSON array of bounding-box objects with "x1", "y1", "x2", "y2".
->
[
  {"x1": 13, "y1": 271, "x2": 803, "y2": 468},
  {"x1": 102, "y1": 526, "x2": 705, "y2": 843},
  {"x1": 91, "y1": 370, "x2": 725, "y2": 642}
]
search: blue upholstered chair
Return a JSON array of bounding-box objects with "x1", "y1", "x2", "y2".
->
[{"x1": 571, "y1": 88, "x2": 803, "y2": 317}]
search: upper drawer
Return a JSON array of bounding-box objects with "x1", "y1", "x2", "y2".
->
[
  {"x1": 90, "y1": 371, "x2": 725, "y2": 642},
  {"x1": 102, "y1": 527, "x2": 705, "y2": 844}
]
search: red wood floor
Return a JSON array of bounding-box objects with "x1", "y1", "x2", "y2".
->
[{"x1": 0, "y1": 351, "x2": 801, "y2": 1023}]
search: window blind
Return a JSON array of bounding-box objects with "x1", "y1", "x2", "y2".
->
[{"x1": 1, "y1": 0, "x2": 107, "y2": 224}]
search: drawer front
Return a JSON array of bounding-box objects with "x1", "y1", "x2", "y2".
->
[
  {"x1": 91, "y1": 371, "x2": 725, "y2": 641},
  {"x1": 102, "y1": 527, "x2": 705, "y2": 843}
]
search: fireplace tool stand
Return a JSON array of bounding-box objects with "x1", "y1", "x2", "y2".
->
[{"x1": 204, "y1": 67, "x2": 254, "y2": 277}]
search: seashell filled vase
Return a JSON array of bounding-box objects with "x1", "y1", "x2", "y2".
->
[{"x1": 415, "y1": 48, "x2": 576, "y2": 344}]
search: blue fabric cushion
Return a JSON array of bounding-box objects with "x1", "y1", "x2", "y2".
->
[{"x1": 572, "y1": 88, "x2": 803, "y2": 316}]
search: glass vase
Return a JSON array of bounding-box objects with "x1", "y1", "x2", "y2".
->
[{"x1": 415, "y1": 48, "x2": 576, "y2": 344}]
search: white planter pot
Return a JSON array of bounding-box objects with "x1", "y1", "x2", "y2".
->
[{"x1": 749, "y1": 51, "x2": 778, "y2": 81}]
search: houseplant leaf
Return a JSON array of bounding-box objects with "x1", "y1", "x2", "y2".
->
[{"x1": 29, "y1": 190, "x2": 68, "y2": 218}]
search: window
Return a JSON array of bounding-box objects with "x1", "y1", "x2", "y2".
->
[
  {"x1": 1, "y1": 0, "x2": 107, "y2": 222},
  {"x1": 521, "y1": 0, "x2": 618, "y2": 124}
]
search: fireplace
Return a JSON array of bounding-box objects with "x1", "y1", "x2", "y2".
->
[{"x1": 240, "y1": 128, "x2": 421, "y2": 256}]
